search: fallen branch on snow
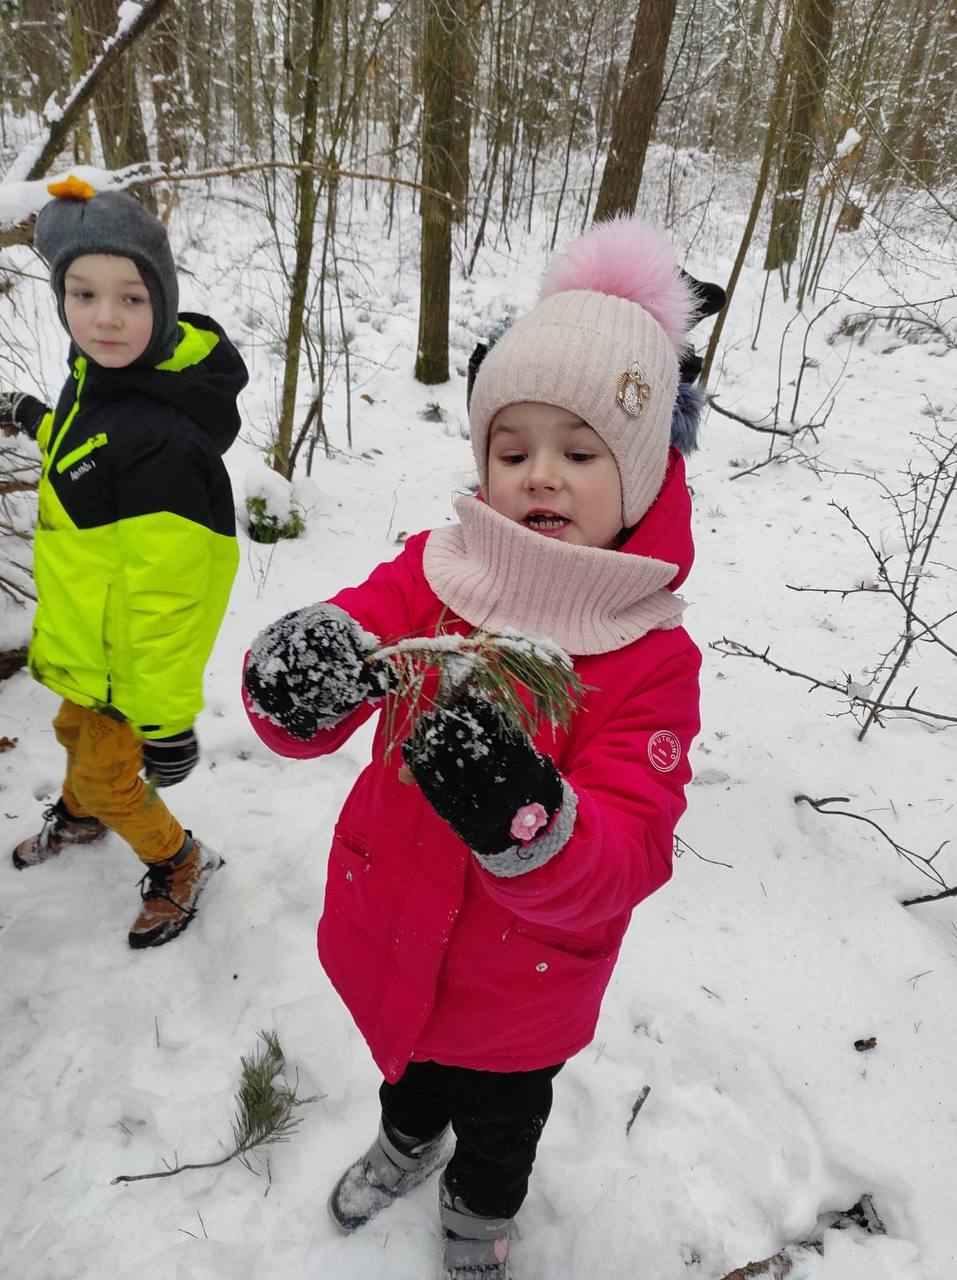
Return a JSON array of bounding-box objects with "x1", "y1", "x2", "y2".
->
[
  {"x1": 794, "y1": 794, "x2": 953, "y2": 896},
  {"x1": 719, "y1": 1194, "x2": 886, "y2": 1279}
]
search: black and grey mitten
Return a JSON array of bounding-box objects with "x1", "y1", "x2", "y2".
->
[
  {"x1": 244, "y1": 603, "x2": 394, "y2": 740},
  {"x1": 142, "y1": 728, "x2": 199, "y2": 788},
  {"x1": 0, "y1": 390, "x2": 48, "y2": 439},
  {"x1": 402, "y1": 690, "x2": 576, "y2": 875}
]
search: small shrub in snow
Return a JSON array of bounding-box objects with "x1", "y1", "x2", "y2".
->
[
  {"x1": 419, "y1": 401, "x2": 446, "y2": 423},
  {"x1": 244, "y1": 467, "x2": 305, "y2": 544},
  {"x1": 245, "y1": 495, "x2": 305, "y2": 543}
]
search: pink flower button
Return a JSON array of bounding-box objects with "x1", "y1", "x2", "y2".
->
[{"x1": 509, "y1": 802, "x2": 549, "y2": 842}]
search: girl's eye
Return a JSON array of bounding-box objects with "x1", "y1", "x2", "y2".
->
[
  {"x1": 70, "y1": 290, "x2": 93, "y2": 301},
  {"x1": 498, "y1": 452, "x2": 526, "y2": 466},
  {"x1": 568, "y1": 452, "x2": 594, "y2": 463},
  {"x1": 125, "y1": 295, "x2": 147, "y2": 306}
]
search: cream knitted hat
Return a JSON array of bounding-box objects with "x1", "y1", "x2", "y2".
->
[{"x1": 469, "y1": 217, "x2": 696, "y2": 528}]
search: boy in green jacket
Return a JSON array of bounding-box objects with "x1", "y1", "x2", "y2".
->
[{"x1": 2, "y1": 178, "x2": 248, "y2": 948}]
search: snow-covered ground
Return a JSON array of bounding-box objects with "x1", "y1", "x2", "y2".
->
[{"x1": 1, "y1": 161, "x2": 956, "y2": 1280}]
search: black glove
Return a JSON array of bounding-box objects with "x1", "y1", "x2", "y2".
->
[
  {"x1": 402, "y1": 691, "x2": 564, "y2": 858},
  {"x1": 142, "y1": 729, "x2": 199, "y2": 788},
  {"x1": 466, "y1": 342, "x2": 489, "y2": 411},
  {"x1": 244, "y1": 603, "x2": 394, "y2": 741},
  {"x1": 0, "y1": 390, "x2": 48, "y2": 439},
  {"x1": 676, "y1": 271, "x2": 726, "y2": 384},
  {"x1": 679, "y1": 270, "x2": 727, "y2": 330}
]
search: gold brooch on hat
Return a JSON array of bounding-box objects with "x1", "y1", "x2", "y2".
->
[{"x1": 615, "y1": 361, "x2": 652, "y2": 417}]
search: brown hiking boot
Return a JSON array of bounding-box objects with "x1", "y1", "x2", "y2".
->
[
  {"x1": 13, "y1": 798, "x2": 108, "y2": 869},
  {"x1": 128, "y1": 836, "x2": 223, "y2": 949}
]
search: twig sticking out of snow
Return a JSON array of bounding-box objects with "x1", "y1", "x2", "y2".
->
[{"x1": 625, "y1": 1085, "x2": 651, "y2": 1137}]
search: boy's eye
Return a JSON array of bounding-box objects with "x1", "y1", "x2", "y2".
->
[
  {"x1": 568, "y1": 451, "x2": 594, "y2": 463},
  {"x1": 125, "y1": 294, "x2": 148, "y2": 305}
]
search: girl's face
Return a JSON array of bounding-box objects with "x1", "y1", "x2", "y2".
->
[
  {"x1": 486, "y1": 402, "x2": 624, "y2": 549},
  {"x1": 63, "y1": 254, "x2": 154, "y2": 368}
]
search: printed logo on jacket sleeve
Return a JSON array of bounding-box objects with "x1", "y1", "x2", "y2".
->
[{"x1": 648, "y1": 729, "x2": 681, "y2": 773}]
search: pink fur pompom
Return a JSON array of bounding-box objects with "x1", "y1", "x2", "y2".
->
[{"x1": 540, "y1": 216, "x2": 695, "y2": 350}]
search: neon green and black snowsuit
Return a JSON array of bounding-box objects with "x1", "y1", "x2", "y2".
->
[{"x1": 29, "y1": 313, "x2": 248, "y2": 740}]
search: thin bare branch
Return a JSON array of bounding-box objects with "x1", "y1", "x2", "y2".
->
[
  {"x1": 795, "y1": 794, "x2": 952, "y2": 890},
  {"x1": 710, "y1": 639, "x2": 957, "y2": 727}
]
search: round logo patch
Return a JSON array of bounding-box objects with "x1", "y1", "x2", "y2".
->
[{"x1": 648, "y1": 730, "x2": 681, "y2": 773}]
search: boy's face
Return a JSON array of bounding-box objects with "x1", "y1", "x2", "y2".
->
[
  {"x1": 63, "y1": 254, "x2": 153, "y2": 368},
  {"x1": 486, "y1": 401, "x2": 624, "y2": 549}
]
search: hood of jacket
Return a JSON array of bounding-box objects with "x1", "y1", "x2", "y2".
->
[
  {"x1": 619, "y1": 444, "x2": 695, "y2": 589},
  {"x1": 67, "y1": 312, "x2": 247, "y2": 456}
]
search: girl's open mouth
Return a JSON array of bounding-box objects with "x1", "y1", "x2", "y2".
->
[{"x1": 524, "y1": 512, "x2": 570, "y2": 534}]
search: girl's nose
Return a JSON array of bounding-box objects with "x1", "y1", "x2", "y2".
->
[{"x1": 524, "y1": 457, "x2": 561, "y2": 490}]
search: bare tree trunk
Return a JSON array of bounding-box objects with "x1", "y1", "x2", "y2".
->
[
  {"x1": 415, "y1": 0, "x2": 462, "y2": 385},
  {"x1": 764, "y1": 0, "x2": 837, "y2": 274},
  {"x1": 181, "y1": 0, "x2": 214, "y2": 165},
  {"x1": 148, "y1": 9, "x2": 190, "y2": 179},
  {"x1": 15, "y1": 0, "x2": 64, "y2": 115},
  {"x1": 234, "y1": 0, "x2": 259, "y2": 154},
  {"x1": 74, "y1": 0, "x2": 156, "y2": 209},
  {"x1": 66, "y1": 3, "x2": 94, "y2": 164},
  {"x1": 593, "y1": 0, "x2": 678, "y2": 222},
  {"x1": 871, "y1": 5, "x2": 932, "y2": 191},
  {"x1": 274, "y1": 0, "x2": 331, "y2": 477},
  {"x1": 449, "y1": 18, "x2": 477, "y2": 222},
  {"x1": 731, "y1": 0, "x2": 773, "y2": 158},
  {"x1": 906, "y1": 0, "x2": 957, "y2": 184},
  {"x1": 549, "y1": 6, "x2": 597, "y2": 249},
  {"x1": 701, "y1": 7, "x2": 793, "y2": 385}
]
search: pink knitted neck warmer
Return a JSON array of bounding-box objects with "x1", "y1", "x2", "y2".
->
[{"x1": 422, "y1": 497, "x2": 685, "y2": 656}]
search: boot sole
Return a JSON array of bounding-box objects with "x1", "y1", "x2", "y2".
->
[{"x1": 128, "y1": 855, "x2": 224, "y2": 949}]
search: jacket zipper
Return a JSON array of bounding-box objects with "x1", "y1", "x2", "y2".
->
[
  {"x1": 45, "y1": 358, "x2": 89, "y2": 476},
  {"x1": 56, "y1": 432, "x2": 108, "y2": 473}
]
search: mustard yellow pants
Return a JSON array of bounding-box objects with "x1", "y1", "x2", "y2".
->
[{"x1": 54, "y1": 700, "x2": 185, "y2": 864}]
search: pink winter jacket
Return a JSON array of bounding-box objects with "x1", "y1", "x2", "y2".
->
[{"x1": 245, "y1": 449, "x2": 701, "y2": 1081}]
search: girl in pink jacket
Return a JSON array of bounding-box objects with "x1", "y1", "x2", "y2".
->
[{"x1": 244, "y1": 218, "x2": 721, "y2": 1279}]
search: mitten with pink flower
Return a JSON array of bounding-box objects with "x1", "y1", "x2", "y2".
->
[{"x1": 402, "y1": 690, "x2": 577, "y2": 876}]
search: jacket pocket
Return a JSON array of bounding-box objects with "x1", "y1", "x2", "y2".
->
[
  {"x1": 511, "y1": 919, "x2": 615, "y2": 964},
  {"x1": 329, "y1": 827, "x2": 371, "y2": 885}
]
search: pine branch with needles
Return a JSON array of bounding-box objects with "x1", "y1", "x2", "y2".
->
[
  {"x1": 370, "y1": 628, "x2": 586, "y2": 757},
  {"x1": 112, "y1": 1032, "x2": 314, "y2": 1185}
]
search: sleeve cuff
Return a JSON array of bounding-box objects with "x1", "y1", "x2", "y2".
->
[{"x1": 472, "y1": 779, "x2": 578, "y2": 879}]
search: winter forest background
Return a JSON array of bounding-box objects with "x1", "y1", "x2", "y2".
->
[{"x1": 1, "y1": 2, "x2": 956, "y2": 1278}]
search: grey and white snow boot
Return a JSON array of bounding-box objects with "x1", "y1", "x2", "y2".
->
[
  {"x1": 328, "y1": 1119, "x2": 451, "y2": 1232},
  {"x1": 440, "y1": 1175, "x2": 513, "y2": 1279}
]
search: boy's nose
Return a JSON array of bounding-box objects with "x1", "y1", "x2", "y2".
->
[{"x1": 94, "y1": 302, "x2": 121, "y2": 327}]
